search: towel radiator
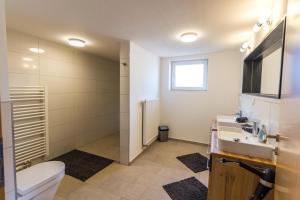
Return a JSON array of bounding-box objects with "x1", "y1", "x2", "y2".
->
[
  {"x1": 141, "y1": 99, "x2": 160, "y2": 147},
  {"x1": 10, "y1": 86, "x2": 49, "y2": 167}
]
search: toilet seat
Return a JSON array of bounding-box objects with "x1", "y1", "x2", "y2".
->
[{"x1": 17, "y1": 161, "x2": 65, "y2": 199}]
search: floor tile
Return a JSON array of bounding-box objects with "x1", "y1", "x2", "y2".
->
[
  {"x1": 79, "y1": 133, "x2": 120, "y2": 161},
  {"x1": 56, "y1": 175, "x2": 84, "y2": 198},
  {"x1": 56, "y1": 139, "x2": 209, "y2": 200}
]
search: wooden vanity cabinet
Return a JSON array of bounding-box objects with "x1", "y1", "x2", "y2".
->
[
  {"x1": 208, "y1": 153, "x2": 274, "y2": 200},
  {"x1": 208, "y1": 130, "x2": 275, "y2": 200}
]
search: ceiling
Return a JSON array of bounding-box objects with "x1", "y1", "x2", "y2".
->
[{"x1": 5, "y1": 0, "x2": 275, "y2": 61}]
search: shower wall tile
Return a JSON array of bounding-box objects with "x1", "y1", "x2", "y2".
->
[
  {"x1": 120, "y1": 113, "x2": 129, "y2": 130},
  {"x1": 0, "y1": 102, "x2": 13, "y2": 149},
  {"x1": 3, "y1": 147, "x2": 15, "y2": 194},
  {"x1": 120, "y1": 94, "x2": 129, "y2": 113},
  {"x1": 8, "y1": 73, "x2": 39, "y2": 86},
  {"x1": 120, "y1": 58, "x2": 129, "y2": 77},
  {"x1": 119, "y1": 41, "x2": 130, "y2": 165},
  {"x1": 120, "y1": 145, "x2": 129, "y2": 165},
  {"x1": 8, "y1": 52, "x2": 39, "y2": 74},
  {"x1": 120, "y1": 76, "x2": 129, "y2": 94},
  {"x1": 7, "y1": 29, "x2": 120, "y2": 160}
]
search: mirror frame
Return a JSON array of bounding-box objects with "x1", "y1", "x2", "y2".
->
[{"x1": 242, "y1": 18, "x2": 286, "y2": 99}]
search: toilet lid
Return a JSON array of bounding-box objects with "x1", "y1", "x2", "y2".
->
[{"x1": 17, "y1": 161, "x2": 65, "y2": 196}]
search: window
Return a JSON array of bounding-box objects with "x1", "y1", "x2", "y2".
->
[{"x1": 171, "y1": 59, "x2": 208, "y2": 91}]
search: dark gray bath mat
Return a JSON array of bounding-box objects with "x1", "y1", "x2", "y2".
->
[
  {"x1": 177, "y1": 153, "x2": 208, "y2": 173},
  {"x1": 52, "y1": 149, "x2": 113, "y2": 181},
  {"x1": 163, "y1": 177, "x2": 208, "y2": 200}
]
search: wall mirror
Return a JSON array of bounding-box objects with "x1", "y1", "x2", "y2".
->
[{"x1": 242, "y1": 18, "x2": 286, "y2": 99}]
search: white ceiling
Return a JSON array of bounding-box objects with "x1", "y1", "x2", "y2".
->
[{"x1": 5, "y1": 0, "x2": 274, "y2": 61}]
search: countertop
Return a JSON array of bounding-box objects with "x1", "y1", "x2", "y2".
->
[{"x1": 210, "y1": 130, "x2": 276, "y2": 167}]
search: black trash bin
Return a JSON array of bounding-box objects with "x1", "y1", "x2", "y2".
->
[{"x1": 158, "y1": 126, "x2": 169, "y2": 142}]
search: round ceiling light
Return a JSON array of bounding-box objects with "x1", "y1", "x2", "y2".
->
[
  {"x1": 179, "y1": 32, "x2": 199, "y2": 43},
  {"x1": 68, "y1": 38, "x2": 86, "y2": 47}
]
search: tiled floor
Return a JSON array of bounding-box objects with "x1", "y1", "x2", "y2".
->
[
  {"x1": 55, "y1": 139, "x2": 209, "y2": 200},
  {"x1": 78, "y1": 133, "x2": 120, "y2": 161}
]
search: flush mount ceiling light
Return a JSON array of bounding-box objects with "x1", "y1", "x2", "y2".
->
[
  {"x1": 179, "y1": 32, "x2": 199, "y2": 43},
  {"x1": 29, "y1": 48, "x2": 45, "y2": 54},
  {"x1": 68, "y1": 38, "x2": 86, "y2": 47}
]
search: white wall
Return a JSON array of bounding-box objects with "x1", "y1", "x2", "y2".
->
[
  {"x1": 0, "y1": 0, "x2": 17, "y2": 199},
  {"x1": 129, "y1": 42, "x2": 160, "y2": 161},
  {"x1": 160, "y1": 51, "x2": 242, "y2": 144},
  {"x1": 7, "y1": 29, "x2": 119, "y2": 159},
  {"x1": 240, "y1": 94, "x2": 280, "y2": 135}
]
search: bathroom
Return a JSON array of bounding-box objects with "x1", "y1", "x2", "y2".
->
[{"x1": 0, "y1": 0, "x2": 300, "y2": 200}]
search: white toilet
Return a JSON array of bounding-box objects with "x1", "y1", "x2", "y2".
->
[{"x1": 16, "y1": 161, "x2": 65, "y2": 200}]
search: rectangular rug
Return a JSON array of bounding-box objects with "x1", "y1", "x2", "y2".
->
[
  {"x1": 52, "y1": 149, "x2": 113, "y2": 181},
  {"x1": 176, "y1": 153, "x2": 208, "y2": 173},
  {"x1": 163, "y1": 177, "x2": 208, "y2": 200}
]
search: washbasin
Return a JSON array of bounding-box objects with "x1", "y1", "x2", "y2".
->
[
  {"x1": 217, "y1": 115, "x2": 242, "y2": 128},
  {"x1": 217, "y1": 129, "x2": 274, "y2": 160}
]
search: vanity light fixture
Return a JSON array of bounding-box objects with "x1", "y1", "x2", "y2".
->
[
  {"x1": 242, "y1": 41, "x2": 250, "y2": 49},
  {"x1": 252, "y1": 14, "x2": 272, "y2": 33},
  {"x1": 29, "y1": 48, "x2": 45, "y2": 54},
  {"x1": 179, "y1": 32, "x2": 199, "y2": 43},
  {"x1": 253, "y1": 23, "x2": 262, "y2": 32},
  {"x1": 68, "y1": 38, "x2": 86, "y2": 47},
  {"x1": 240, "y1": 41, "x2": 251, "y2": 52},
  {"x1": 240, "y1": 48, "x2": 246, "y2": 53}
]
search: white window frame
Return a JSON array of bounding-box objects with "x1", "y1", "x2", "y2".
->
[{"x1": 171, "y1": 59, "x2": 208, "y2": 91}]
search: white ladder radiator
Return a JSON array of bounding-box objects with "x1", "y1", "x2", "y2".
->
[
  {"x1": 141, "y1": 99, "x2": 160, "y2": 147},
  {"x1": 10, "y1": 86, "x2": 49, "y2": 167}
]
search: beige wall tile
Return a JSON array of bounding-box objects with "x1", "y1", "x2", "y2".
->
[
  {"x1": 3, "y1": 147, "x2": 16, "y2": 193},
  {"x1": 9, "y1": 73, "x2": 40, "y2": 86},
  {"x1": 120, "y1": 113, "x2": 129, "y2": 130},
  {"x1": 120, "y1": 95, "x2": 129, "y2": 113},
  {"x1": 120, "y1": 59, "x2": 129, "y2": 77},
  {"x1": 7, "y1": 29, "x2": 120, "y2": 160},
  {"x1": 8, "y1": 52, "x2": 39, "y2": 74},
  {"x1": 120, "y1": 76, "x2": 129, "y2": 95},
  {"x1": 0, "y1": 102, "x2": 13, "y2": 148}
]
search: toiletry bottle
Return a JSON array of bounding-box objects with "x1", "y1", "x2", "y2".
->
[{"x1": 258, "y1": 124, "x2": 267, "y2": 143}]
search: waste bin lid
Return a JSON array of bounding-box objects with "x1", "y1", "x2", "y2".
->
[{"x1": 159, "y1": 126, "x2": 169, "y2": 131}]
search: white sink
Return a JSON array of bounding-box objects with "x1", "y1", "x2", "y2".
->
[
  {"x1": 217, "y1": 115, "x2": 242, "y2": 128},
  {"x1": 217, "y1": 130, "x2": 274, "y2": 160}
]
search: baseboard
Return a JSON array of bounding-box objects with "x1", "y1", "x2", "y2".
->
[
  {"x1": 129, "y1": 135, "x2": 158, "y2": 165},
  {"x1": 169, "y1": 137, "x2": 208, "y2": 146}
]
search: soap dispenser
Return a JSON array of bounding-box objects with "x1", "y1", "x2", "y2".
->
[{"x1": 258, "y1": 124, "x2": 267, "y2": 143}]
